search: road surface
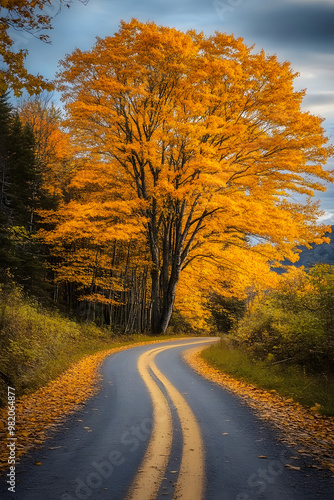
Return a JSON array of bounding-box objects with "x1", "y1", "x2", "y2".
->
[{"x1": 1, "y1": 338, "x2": 333, "y2": 499}]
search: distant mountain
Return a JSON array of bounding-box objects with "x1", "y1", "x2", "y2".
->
[
  {"x1": 274, "y1": 225, "x2": 334, "y2": 272},
  {"x1": 295, "y1": 226, "x2": 334, "y2": 268}
]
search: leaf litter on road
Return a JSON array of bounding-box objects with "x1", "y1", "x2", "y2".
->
[
  {"x1": 0, "y1": 339, "x2": 177, "y2": 473},
  {"x1": 184, "y1": 348, "x2": 334, "y2": 475}
]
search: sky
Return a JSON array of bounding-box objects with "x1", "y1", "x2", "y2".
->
[{"x1": 10, "y1": 0, "x2": 334, "y2": 225}]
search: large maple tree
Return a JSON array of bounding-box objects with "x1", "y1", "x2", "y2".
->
[{"x1": 54, "y1": 19, "x2": 333, "y2": 334}]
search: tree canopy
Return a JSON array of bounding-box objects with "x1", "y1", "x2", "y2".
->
[{"x1": 49, "y1": 19, "x2": 334, "y2": 334}]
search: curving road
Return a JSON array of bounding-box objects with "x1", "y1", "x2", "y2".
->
[{"x1": 1, "y1": 338, "x2": 334, "y2": 500}]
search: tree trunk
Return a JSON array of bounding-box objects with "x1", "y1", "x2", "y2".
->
[
  {"x1": 151, "y1": 266, "x2": 161, "y2": 334},
  {"x1": 159, "y1": 280, "x2": 177, "y2": 334}
]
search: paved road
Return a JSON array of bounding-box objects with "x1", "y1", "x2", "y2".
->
[{"x1": 1, "y1": 338, "x2": 334, "y2": 500}]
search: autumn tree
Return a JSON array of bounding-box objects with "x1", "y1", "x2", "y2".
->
[
  {"x1": 54, "y1": 19, "x2": 333, "y2": 334},
  {"x1": 39, "y1": 157, "x2": 150, "y2": 327},
  {"x1": 0, "y1": 0, "x2": 88, "y2": 95},
  {"x1": 19, "y1": 94, "x2": 75, "y2": 203}
]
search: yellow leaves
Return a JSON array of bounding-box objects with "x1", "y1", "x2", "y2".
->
[
  {"x1": 0, "y1": 0, "x2": 58, "y2": 95},
  {"x1": 313, "y1": 236, "x2": 330, "y2": 245},
  {"x1": 310, "y1": 403, "x2": 323, "y2": 414},
  {"x1": 19, "y1": 97, "x2": 76, "y2": 196},
  {"x1": 285, "y1": 464, "x2": 301, "y2": 471},
  {"x1": 82, "y1": 294, "x2": 122, "y2": 306}
]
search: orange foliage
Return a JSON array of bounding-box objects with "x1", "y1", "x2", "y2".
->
[
  {"x1": 19, "y1": 98, "x2": 76, "y2": 197},
  {"x1": 0, "y1": 0, "x2": 88, "y2": 95},
  {"x1": 48, "y1": 19, "x2": 334, "y2": 332}
]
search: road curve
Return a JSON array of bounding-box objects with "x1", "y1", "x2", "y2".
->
[
  {"x1": 127, "y1": 342, "x2": 210, "y2": 500},
  {"x1": 1, "y1": 337, "x2": 333, "y2": 500}
]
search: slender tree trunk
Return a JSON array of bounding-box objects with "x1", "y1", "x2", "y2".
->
[
  {"x1": 148, "y1": 204, "x2": 161, "y2": 334},
  {"x1": 151, "y1": 266, "x2": 161, "y2": 334}
]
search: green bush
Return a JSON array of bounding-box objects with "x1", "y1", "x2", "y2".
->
[
  {"x1": 206, "y1": 293, "x2": 246, "y2": 334},
  {"x1": 202, "y1": 338, "x2": 334, "y2": 416},
  {"x1": 234, "y1": 264, "x2": 334, "y2": 372}
]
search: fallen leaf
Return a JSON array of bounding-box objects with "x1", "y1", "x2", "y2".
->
[
  {"x1": 185, "y1": 350, "x2": 334, "y2": 475},
  {"x1": 285, "y1": 464, "x2": 301, "y2": 471},
  {"x1": 0, "y1": 341, "x2": 167, "y2": 473}
]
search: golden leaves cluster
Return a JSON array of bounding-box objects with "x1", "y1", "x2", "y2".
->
[
  {"x1": 51, "y1": 19, "x2": 334, "y2": 316},
  {"x1": 56, "y1": 19, "x2": 333, "y2": 245},
  {"x1": 0, "y1": 0, "x2": 55, "y2": 95}
]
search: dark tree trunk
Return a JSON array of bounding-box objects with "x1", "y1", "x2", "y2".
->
[
  {"x1": 158, "y1": 278, "x2": 178, "y2": 334},
  {"x1": 151, "y1": 266, "x2": 161, "y2": 334}
]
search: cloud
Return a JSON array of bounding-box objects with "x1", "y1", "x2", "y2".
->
[
  {"x1": 317, "y1": 209, "x2": 334, "y2": 224},
  {"x1": 239, "y1": 1, "x2": 334, "y2": 52},
  {"x1": 301, "y1": 92, "x2": 334, "y2": 122}
]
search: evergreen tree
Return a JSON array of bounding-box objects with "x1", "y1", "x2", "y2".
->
[
  {"x1": 7, "y1": 114, "x2": 37, "y2": 229},
  {"x1": 0, "y1": 93, "x2": 50, "y2": 296},
  {"x1": 0, "y1": 93, "x2": 15, "y2": 278},
  {"x1": 0, "y1": 93, "x2": 12, "y2": 215}
]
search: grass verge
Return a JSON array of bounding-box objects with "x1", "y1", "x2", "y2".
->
[
  {"x1": 201, "y1": 338, "x2": 334, "y2": 416},
  {"x1": 0, "y1": 286, "x2": 191, "y2": 407}
]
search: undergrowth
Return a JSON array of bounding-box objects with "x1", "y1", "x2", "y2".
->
[
  {"x1": 0, "y1": 287, "x2": 186, "y2": 407},
  {"x1": 201, "y1": 338, "x2": 334, "y2": 416}
]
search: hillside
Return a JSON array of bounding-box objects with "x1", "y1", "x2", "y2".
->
[
  {"x1": 273, "y1": 226, "x2": 334, "y2": 273},
  {"x1": 294, "y1": 226, "x2": 334, "y2": 268}
]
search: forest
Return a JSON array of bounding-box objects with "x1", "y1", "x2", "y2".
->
[{"x1": 1, "y1": 12, "x2": 334, "y2": 407}]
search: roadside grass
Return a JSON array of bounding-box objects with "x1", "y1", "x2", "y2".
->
[
  {"x1": 0, "y1": 287, "x2": 190, "y2": 407},
  {"x1": 39, "y1": 330, "x2": 188, "y2": 393},
  {"x1": 201, "y1": 338, "x2": 334, "y2": 416}
]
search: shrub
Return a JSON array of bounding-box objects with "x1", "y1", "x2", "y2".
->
[
  {"x1": 0, "y1": 286, "x2": 87, "y2": 405},
  {"x1": 234, "y1": 264, "x2": 334, "y2": 372}
]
